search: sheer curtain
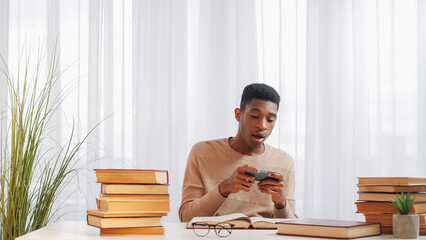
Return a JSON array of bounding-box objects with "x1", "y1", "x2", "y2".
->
[
  {"x1": 0, "y1": 0, "x2": 8, "y2": 138},
  {"x1": 0, "y1": 0, "x2": 425, "y2": 223},
  {"x1": 304, "y1": 0, "x2": 426, "y2": 220}
]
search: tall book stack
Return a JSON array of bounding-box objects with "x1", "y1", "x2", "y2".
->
[
  {"x1": 355, "y1": 177, "x2": 426, "y2": 234},
  {"x1": 87, "y1": 169, "x2": 170, "y2": 235}
]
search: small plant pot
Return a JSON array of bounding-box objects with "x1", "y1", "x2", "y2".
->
[{"x1": 393, "y1": 214, "x2": 419, "y2": 239}]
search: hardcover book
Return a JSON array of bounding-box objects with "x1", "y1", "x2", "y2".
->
[
  {"x1": 101, "y1": 184, "x2": 169, "y2": 194},
  {"x1": 100, "y1": 193, "x2": 170, "y2": 201},
  {"x1": 381, "y1": 226, "x2": 426, "y2": 235},
  {"x1": 276, "y1": 219, "x2": 380, "y2": 239},
  {"x1": 364, "y1": 213, "x2": 426, "y2": 227},
  {"x1": 99, "y1": 199, "x2": 170, "y2": 212},
  {"x1": 355, "y1": 201, "x2": 426, "y2": 214},
  {"x1": 95, "y1": 169, "x2": 169, "y2": 184},
  {"x1": 87, "y1": 215, "x2": 162, "y2": 228},
  {"x1": 357, "y1": 185, "x2": 426, "y2": 193},
  {"x1": 358, "y1": 192, "x2": 426, "y2": 202},
  {"x1": 100, "y1": 227, "x2": 165, "y2": 235},
  {"x1": 357, "y1": 177, "x2": 426, "y2": 186},
  {"x1": 87, "y1": 209, "x2": 168, "y2": 218}
]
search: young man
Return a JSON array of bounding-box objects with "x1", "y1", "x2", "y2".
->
[{"x1": 179, "y1": 83, "x2": 297, "y2": 222}]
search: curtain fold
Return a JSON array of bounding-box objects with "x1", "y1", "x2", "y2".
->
[
  {"x1": 0, "y1": 0, "x2": 8, "y2": 148},
  {"x1": 305, "y1": 0, "x2": 356, "y2": 219},
  {"x1": 0, "y1": 0, "x2": 9, "y2": 116},
  {"x1": 0, "y1": 0, "x2": 8, "y2": 64},
  {"x1": 132, "y1": 0, "x2": 188, "y2": 220},
  {"x1": 418, "y1": 0, "x2": 426, "y2": 172}
]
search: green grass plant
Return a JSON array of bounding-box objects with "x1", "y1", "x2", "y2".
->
[
  {"x1": 0, "y1": 44, "x2": 95, "y2": 240},
  {"x1": 391, "y1": 192, "x2": 415, "y2": 215}
]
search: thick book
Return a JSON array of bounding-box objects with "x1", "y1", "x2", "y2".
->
[
  {"x1": 100, "y1": 227, "x2": 164, "y2": 235},
  {"x1": 96, "y1": 196, "x2": 169, "y2": 209},
  {"x1": 101, "y1": 184, "x2": 169, "y2": 194},
  {"x1": 87, "y1": 209, "x2": 168, "y2": 217},
  {"x1": 355, "y1": 201, "x2": 426, "y2": 214},
  {"x1": 99, "y1": 199, "x2": 170, "y2": 212},
  {"x1": 358, "y1": 192, "x2": 426, "y2": 202},
  {"x1": 95, "y1": 169, "x2": 169, "y2": 184},
  {"x1": 364, "y1": 213, "x2": 426, "y2": 227},
  {"x1": 276, "y1": 219, "x2": 380, "y2": 239},
  {"x1": 187, "y1": 213, "x2": 292, "y2": 229},
  {"x1": 100, "y1": 193, "x2": 170, "y2": 201},
  {"x1": 381, "y1": 226, "x2": 426, "y2": 235},
  {"x1": 357, "y1": 185, "x2": 426, "y2": 193},
  {"x1": 358, "y1": 177, "x2": 426, "y2": 186},
  {"x1": 87, "y1": 215, "x2": 162, "y2": 228}
]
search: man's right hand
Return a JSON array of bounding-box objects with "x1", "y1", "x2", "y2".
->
[{"x1": 218, "y1": 165, "x2": 259, "y2": 198}]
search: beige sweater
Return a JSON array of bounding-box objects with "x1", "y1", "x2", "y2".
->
[{"x1": 179, "y1": 138, "x2": 297, "y2": 222}]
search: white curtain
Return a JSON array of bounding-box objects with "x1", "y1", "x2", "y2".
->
[
  {"x1": 304, "y1": 0, "x2": 426, "y2": 220},
  {"x1": 0, "y1": 0, "x2": 8, "y2": 138},
  {"x1": 0, "y1": 0, "x2": 425, "y2": 223}
]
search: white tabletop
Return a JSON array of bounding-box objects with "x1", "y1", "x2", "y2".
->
[{"x1": 15, "y1": 221, "x2": 422, "y2": 240}]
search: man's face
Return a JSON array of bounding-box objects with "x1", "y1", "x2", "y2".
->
[{"x1": 235, "y1": 98, "x2": 278, "y2": 149}]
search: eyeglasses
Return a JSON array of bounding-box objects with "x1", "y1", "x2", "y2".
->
[{"x1": 192, "y1": 222, "x2": 235, "y2": 237}]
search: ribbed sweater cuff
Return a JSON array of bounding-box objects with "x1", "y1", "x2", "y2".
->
[{"x1": 274, "y1": 199, "x2": 294, "y2": 218}]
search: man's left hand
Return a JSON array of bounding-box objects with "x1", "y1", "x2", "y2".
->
[{"x1": 257, "y1": 172, "x2": 286, "y2": 209}]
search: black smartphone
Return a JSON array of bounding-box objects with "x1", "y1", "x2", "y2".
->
[{"x1": 245, "y1": 169, "x2": 280, "y2": 181}]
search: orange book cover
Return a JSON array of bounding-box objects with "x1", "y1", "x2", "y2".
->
[
  {"x1": 357, "y1": 185, "x2": 426, "y2": 193},
  {"x1": 100, "y1": 227, "x2": 164, "y2": 235},
  {"x1": 355, "y1": 201, "x2": 426, "y2": 214},
  {"x1": 99, "y1": 199, "x2": 170, "y2": 212},
  {"x1": 87, "y1": 209, "x2": 168, "y2": 218},
  {"x1": 94, "y1": 169, "x2": 169, "y2": 184},
  {"x1": 357, "y1": 177, "x2": 426, "y2": 186},
  {"x1": 101, "y1": 184, "x2": 169, "y2": 194}
]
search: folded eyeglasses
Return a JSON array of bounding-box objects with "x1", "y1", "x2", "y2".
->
[{"x1": 192, "y1": 222, "x2": 235, "y2": 237}]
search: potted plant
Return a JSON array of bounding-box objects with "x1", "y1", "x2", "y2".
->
[
  {"x1": 391, "y1": 192, "x2": 419, "y2": 239},
  {"x1": 0, "y1": 44, "x2": 98, "y2": 240}
]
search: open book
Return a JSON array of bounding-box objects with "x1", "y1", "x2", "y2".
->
[{"x1": 187, "y1": 213, "x2": 292, "y2": 229}]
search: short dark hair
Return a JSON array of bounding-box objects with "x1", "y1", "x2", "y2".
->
[{"x1": 240, "y1": 83, "x2": 280, "y2": 111}]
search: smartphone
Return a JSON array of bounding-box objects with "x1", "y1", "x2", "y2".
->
[{"x1": 245, "y1": 169, "x2": 280, "y2": 181}]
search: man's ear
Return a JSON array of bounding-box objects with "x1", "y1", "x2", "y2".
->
[{"x1": 235, "y1": 108, "x2": 242, "y2": 122}]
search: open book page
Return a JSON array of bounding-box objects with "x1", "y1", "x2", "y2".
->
[
  {"x1": 250, "y1": 217, "x2": 294, "y2": 229},
  {"x1": 187, "y1": 213, "x2": 251, "y2": 228}
]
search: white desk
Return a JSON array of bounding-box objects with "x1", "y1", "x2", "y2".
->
[{"x1": 16, "y1": 221, "x2": 424, "y2": 240}]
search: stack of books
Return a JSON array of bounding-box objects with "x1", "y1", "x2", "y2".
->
[
  {"x1": 87, "y1": 169, "x2": 170, "y2": 235},
  {"x1": 355, "y1": 177, "x2": 426, "y2": 234}
]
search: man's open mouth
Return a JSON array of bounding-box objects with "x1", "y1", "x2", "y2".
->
[{"x1": 251, "y1": 133, "x2": 266, "y2": 140}]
